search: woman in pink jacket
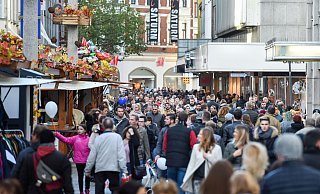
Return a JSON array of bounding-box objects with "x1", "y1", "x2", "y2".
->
[{"x1": 54, "y1": 124, "x2": 90, "y2": 194}]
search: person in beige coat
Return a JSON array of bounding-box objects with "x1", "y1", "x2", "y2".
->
[{"x1": 181, "y1": 128, "x2": 222, "y2": 194}]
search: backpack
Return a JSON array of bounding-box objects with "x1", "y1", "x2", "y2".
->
[{"x1": 32, "y1": 153, "x2": 62, "y2": 192}]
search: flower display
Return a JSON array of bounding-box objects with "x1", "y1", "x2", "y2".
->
[{"x1": 0, "y1": 30, "x2": 25, "y2": 65}]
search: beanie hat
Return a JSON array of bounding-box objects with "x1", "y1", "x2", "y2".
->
[
  {"x1": 293, "y1": 115, "x2": 302, "y2": 123},
  {"x1": 274, "y1": 134, "x2": 303, "y2": 160},
  {"x1": 225, "y1": 113, "x2": 234, "y2": 121}
]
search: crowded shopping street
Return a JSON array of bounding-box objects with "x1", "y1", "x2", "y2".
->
[{"x1": 1, "y1": 0, "x2": 320, "y2": 194}]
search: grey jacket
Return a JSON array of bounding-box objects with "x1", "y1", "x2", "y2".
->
[
  {"x1": 137, "y1": 127, "x2": 150, "y2": 161},
  {"x1": 85, "y1": 131, "x2": 127, "y2": 174}
]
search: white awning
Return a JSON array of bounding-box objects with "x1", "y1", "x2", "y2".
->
[
  {"x1": 0, "y1": 77, "x2": 56, "y2": 86},
  {"x1": 40, "y1": 80, "x2": 110, "y2": 90}
]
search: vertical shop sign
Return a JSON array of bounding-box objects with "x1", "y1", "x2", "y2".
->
[
  {"x1": 149, "y1": 0, "x2": 159, "y2": 43},
  {"x1": 170, "y1": 0, "x2": 179, "y2": 42}
]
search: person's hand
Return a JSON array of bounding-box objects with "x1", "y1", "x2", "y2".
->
[
  {"x1": 233, "y1": 148, "x2": 242, "y2": 157},
  {"x1": 203, "y1": 152, "x2": 208, "y2": 159},
  {"x1": 85, "y1": 172, "x2": 91, "y2": 177},
  {"x1": 155, "y1": 155, "x2": 160, "y2": 161},
  {"x1": 53, "y1": 132, "x2": 58, "y2": 136}
]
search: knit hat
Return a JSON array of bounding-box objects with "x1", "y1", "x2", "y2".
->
[
  {"x1": 225, "y1": 113, "x2": 234, "y2": 121},
  {"x1": 274, "y1": 134, "x2": 303, "y2": 160},
  {"x1": 293, "y1": 115, "x2": 302, "y2": 123}
]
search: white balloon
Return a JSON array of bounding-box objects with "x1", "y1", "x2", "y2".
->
[
  {"x1": 157, "y1": 157, "x2": 167, "y2": 170},
  {"x1": 45, "y1": 101, "x2": 58, "y2": 119}
]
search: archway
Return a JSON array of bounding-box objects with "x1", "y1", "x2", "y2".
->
[
  {"x1": 163, "y1": 67, "x2": 185, "y2": 90},
  {"x1": 128, "y1": 67, "x2": 156, "y2": 89}
]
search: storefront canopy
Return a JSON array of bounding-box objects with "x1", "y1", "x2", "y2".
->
[
  {"x1": 40, "y1": 80, "x2": 110, "y2": 90},
  {"x1": 0, "y1": 77, "x2": 55, "y2": 86}
]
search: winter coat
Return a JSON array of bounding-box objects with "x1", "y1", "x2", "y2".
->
[
  {"x1": 223, "y1": 141, "x2": 242, "y2": 167},
  {"x1": 114, "y1": 116, "x2": 129, "y2": 136},
  {"x1": 280, "y1": 121, "x2": 293, "y2": 133},
  {"x1": 181, "y1": 144, "x2": 222, "y2": 193},
  {"x1": 146, "y1": 112, "x2": 165, "y2": 130},
  {"x1": 261, "y1": 160, "x2": 320, "y2": 194},
  {"x1": 243, "y1": 109, "x2": 259, "y2": 125},
  {"x1": 253, "y1": 126, "x2": 278, "y2": 164},
  {"x1": 18, "y1": 144, "x2": 74, "y2": 194},
  {"x1": 303, "y1": 149, "x2": 320, "y2": 171},
  {"x1": 137, "y1": 127, "x2": 151, "y2": 161},
  {"x1": 223, "y1": 120, "x2": 243, "y2": 146},
  {"x1": 55, "y1": 132, "x2": 90, "y2": 164},
  {"x1": 127, "y1": 134, "x2": 140, "y2": 179},
  {"x1": 286, "y1": 122, "x2": 304, "y2": 133}
]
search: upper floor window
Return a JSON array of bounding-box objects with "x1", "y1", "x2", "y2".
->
[
  {"x1": 131, "y1": 0, "x2": 136, "y2": 4},
  {"x1": 147, "y1": 0, "x2": 150, "y2": 6},
  {"x1": 194, "y1": 2, "x2": 198, "y2": 18},
  {"x1": 182, "y1": 0, "x2": 187, "y2": 7}
]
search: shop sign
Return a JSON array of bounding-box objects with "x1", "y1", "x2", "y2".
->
[
  {"x1": 170, "y1": 0, "x2": 179, "y2": 42},
  {"x1": 149, "y1": 0, "x2": 159, "y2": 43},
  {"x1": 156, "y1": 56, "x2": 165, "y2": 66},
  {"x1": 199, "y1": 73, "x2": 212, "y2": 86}
]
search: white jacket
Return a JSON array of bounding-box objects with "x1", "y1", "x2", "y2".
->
[{"x1": 181, "y1": 144, "x2": 222, "y2": 193}]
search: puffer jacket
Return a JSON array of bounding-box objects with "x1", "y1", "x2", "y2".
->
[{"x1": 54, "y1": 132, "x2": 90, "y2": 163}]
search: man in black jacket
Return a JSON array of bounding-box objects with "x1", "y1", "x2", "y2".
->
[
  {"x1": 243, "y1": 102, "x2": 258, "y2": 125},
  {"x1": 303, "y1": 129, "x2": 320, "y2": 170},
  {"x1": 261, "y1": 134, "x2": 320, "y2": 194},
  {"x1": 11, "y1": 125, "x2": 47, "y2": 178},
  {"x1": 223, "y1": 109, "x2": 243, "y2": 146},
  {"x1": 19, "y1": 129, "x2": 74, "y2": 194},
  {"x1": 114, "y1": 106, "x2": 129, "y2": 135}
]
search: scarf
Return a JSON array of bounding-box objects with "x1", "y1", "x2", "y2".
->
[
  {"x1": 37, "y1": 143, "x2": 55, "y2": 158},
  {"x1": 258, "y1": 127, "x2": 273, "y2": 140}
]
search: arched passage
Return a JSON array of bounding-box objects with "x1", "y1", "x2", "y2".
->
[
  {"x1": 163, "y1": 67, "x2": 186, "y2": 90},
  {"x1": 128, "y1": 67, "x2": 156, "y2": 89}
]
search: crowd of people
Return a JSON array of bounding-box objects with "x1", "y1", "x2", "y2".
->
[{"x1": 1, "y1": 88, "x2": 320, "y2": 194}]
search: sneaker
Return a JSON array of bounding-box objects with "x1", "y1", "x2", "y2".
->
[
  {"x1": 80, "y1": 192, "x2": 84, "y2": 194},
  {"x1": 85, "y1": 189, "x2": 90, "y2": 194}
]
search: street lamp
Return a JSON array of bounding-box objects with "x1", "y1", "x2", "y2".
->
[{"x1": 265, "y1": 41, "x2": 320, "y2": 106}]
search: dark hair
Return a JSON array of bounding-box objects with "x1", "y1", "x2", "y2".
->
[
  {"x1": 304, "y1": 129, "x2": 320, "y2": 150},
  {"x1": 99, "y1": 104, "x2": 108, "y2": 111},
  {"x1": 32, "y1": 124, "x2": 49, "y2": 137},
  {"x1": 78, "y1": 124, "x2": 87, "y2": 132},
  {"x1": 0, "y1": 179, "x2": 23, "y2": 194},
  {"x1": 233, "y1": 109, "x2": 243, "y2": 120},
  {"x1": 190, "y1": 114, "x2": 197, "y2": 123},
  {"x1": 202, "y1": 111, "x2": 211, "y2": 122},
  {"x1": 116, "y1": 106, "x2": 125, "y2": 111},
  {"x1": 178, "y1": 111, "x2": 188, "y2": 122},
  {"x1": 118, "y1": 180, "x2": 144, "y2": 194},
  {"x1": 99, "y1": 115, "x2": 107, "y2": 123},
  {"x1": 201, "y1": 104, "x2": 208, "y2": 110},
  {"x1": 259, "y1": 116, "x2": 270, "y2": 123},
  {"x1": 267, "y1": 106, "x2": 276, "y2": 115},
  {"x1": 167, "y1": 114, "x2": 176, "y2": 122},
  {"x1": 102, "y1": 117, "x2": 114, "y2": 129},
  {"x1": 39, "y1": 129, "x2": 55, "y2": 144},
  {"x1": 122, "y1": 126, "x2": 140, "y2": 140},
  {"x1": 200, "y1": 160, "x2": 233, "y2": 194},
  {"x1": 146, "y1": 116, "x2": 153, "y2": 122},
  {"x1": 139, "y1": 116, "x2": 147, "y2": 122}
]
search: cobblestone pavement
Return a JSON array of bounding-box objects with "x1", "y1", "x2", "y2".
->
[{"x1": 71, "y1": 163, "x2": 95, "y2": 194}]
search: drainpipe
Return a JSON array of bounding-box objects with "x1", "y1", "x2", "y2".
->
[
  {"x1": 312, "y1": 0, "x2": 320, "y2": 111},
  {"x1": 306, "y1": 0, "x2": 313, "y2": 117}
]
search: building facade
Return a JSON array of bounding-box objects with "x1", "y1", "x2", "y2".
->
[
  {"x1": 118, "y1": 0, "x2": 199, "y2": 90},
  {"x1": 183, "y1": 0, "x2": 308, "y2": 106}
]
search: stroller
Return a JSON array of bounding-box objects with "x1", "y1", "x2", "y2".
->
[{"x1": 142, "y1": 159, "x2": 159, "y2": 193}]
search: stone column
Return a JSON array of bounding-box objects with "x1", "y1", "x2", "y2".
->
[
  {"x1": 312, "y1": 0, "x2": 320, "y2": 111},
  {"x1": 23, "y1": 0, "x2": 38, "y2": 61},
  {"x1": 67, "y1": 0, "x2": 78, "y2": 63}
]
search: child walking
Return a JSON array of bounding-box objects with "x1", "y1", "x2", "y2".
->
[{"x1": 54, "y1": 124, "x2": 91, "y2": 194}]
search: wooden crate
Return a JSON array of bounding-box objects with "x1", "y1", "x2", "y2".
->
[
  {"x1": 79, "y1": 16, "x2": 91, "y2": 26},
  {"x1": 53, "y1": 14, "x2": 79, "y2": 25}
]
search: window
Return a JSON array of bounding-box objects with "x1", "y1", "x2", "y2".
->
[
  {"x1": 182, "y1": 0, "x2": 187, "y2": 7},
  {"x1": 182, "y1": 23, "x2": 186, "y2": 39},
  {"x1": 147, "y1": 0, "x2": 150, "y2": 6},
  {"x1": 194, "y1": 2, "x2": 198, "y2": 18},
  {"x1": 131, "y1": 0, "x2": 136, "y2": 4}
]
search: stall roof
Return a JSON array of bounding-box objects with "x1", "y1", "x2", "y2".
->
[
  {"x1": 41, "y1": 80, "x2": 110, "y2": 90},
  {"x1": 0, "y1": 77, "x2": 56, "y2": 86}
]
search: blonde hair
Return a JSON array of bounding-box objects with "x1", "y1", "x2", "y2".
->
[
  {"x1": 152, "y1": 179, "x2": 178, "y2": 194},
  {"x1": 234, "y1": 125, "x2": 250, "y2": 148},
  {"x1": 230, "y1": 171, "x2": 260, "y2": 194},
  {"x1": 242, "y1": 142, "x2": 269, "y2": 180},
  {"x1": 199, "y1": 128, "x2": 215, "y2": 153}
]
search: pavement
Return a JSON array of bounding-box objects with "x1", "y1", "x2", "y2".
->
[{"x1": 71, "y1": 163, "x2": 95, "y2": 194}]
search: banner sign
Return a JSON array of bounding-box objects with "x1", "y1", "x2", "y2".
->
[
  {"x1": 149, "y1": 0, "x2": 159, "y2": 43},
  {"x1": 170, "y1": 0, "x2": 179, "y2": 42}
]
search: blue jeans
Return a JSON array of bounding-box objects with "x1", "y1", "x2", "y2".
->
[{"x1": 167, "y1": 167, "x2": 187, "y2": 194}]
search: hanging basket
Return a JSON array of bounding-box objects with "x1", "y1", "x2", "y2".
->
[
  {"x1": 53, "y1": 14, "x2": 79, "y2": 25},
  {"x1": 79, "y1": 16, "x2": 91, "y2": 26}
]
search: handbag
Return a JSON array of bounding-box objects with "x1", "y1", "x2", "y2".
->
[{"x1": 132, "y1": 148, "x2": 146, "y2": 180}]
